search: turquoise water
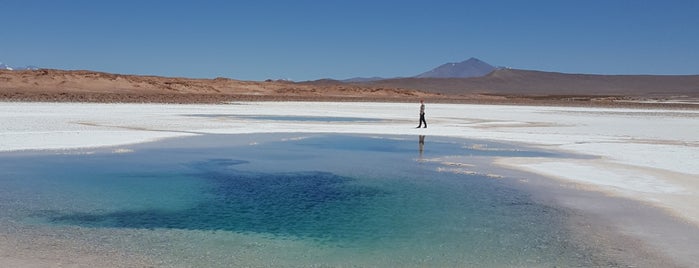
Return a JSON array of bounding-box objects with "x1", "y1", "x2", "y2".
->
[{"x1": 0, "y1": 134, "x2": 607, "y2": 266}]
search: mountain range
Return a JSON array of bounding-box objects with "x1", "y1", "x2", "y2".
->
[
  {"x1": 315, "y1": 58, "x2": 698, "y2": 98},
  {"x1": 0, "y1": 62, "x2": 40, "y2": 71},
  {"x1": 364, "y1": 68, "x2": 699, "y2": 97},
  {"x1": 2, "y1": 58, "x2": 698, "y2": 104},
  {"x1": 294, "y1": 59, "x2": 698, "y2": 102}
]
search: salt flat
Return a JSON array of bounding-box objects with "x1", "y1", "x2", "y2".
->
[
  {"x1": 1, "y1": 101, "x2": 698, "y2": 266},
  {"x1": 1, "y1": 101, "x2": 697, "y2": 220}
]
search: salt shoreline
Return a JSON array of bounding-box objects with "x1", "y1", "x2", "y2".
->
[{"x1": 1, "y1": 101, "x2": 698, "y2": 266}]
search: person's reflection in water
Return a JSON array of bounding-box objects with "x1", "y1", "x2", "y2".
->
[{"x1": 418, "y1": 135, "x2": 426, "y2": 161}]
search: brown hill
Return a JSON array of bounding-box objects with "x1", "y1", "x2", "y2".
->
[
  {"x1": 366, "y1": 69, "x2": 699, "y2": 98},
  {"x1": 2, "y1": 68, "x2": 698, "y2": 106},
  {"x1": 0, "y1": 69, "x2": 444, "y2": 103}
]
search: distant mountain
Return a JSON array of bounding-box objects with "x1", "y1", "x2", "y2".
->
[
  {"x1": 366, "y1": 68, "x2": 699, "y2": 97},
  {"x1": 0, "y1": 62, "x2": 13, "y2": 70},
  {"x1": 312, "y1": 57, "x2": 496, "y2": 83},
  {"x1": 15, "y1": 65, "x2": 40, "y2": 70},
  {"x1": 323, "y1": 58, "x2": 497, "y2": 82},
  {"x1": 0, "y1": 62, "x2": 40, "y2": 71},
  {"x1": 415, "y1": 57, "x2": 496, "y2": 78}
]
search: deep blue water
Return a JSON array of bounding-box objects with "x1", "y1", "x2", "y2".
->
[{"x1": 0, "y1": 134, "x2": 605, "y2": 266}]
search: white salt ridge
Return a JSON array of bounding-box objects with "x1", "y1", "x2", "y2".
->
[{"x1": 517, "y1": 161, "x2": 686, "y2": 194}]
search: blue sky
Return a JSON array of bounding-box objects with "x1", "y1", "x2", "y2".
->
[{"x1": 2, "y1": 0, "x2": 698, "y2": 81}]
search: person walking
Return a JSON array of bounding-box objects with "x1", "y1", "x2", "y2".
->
[{"x1": 417, "y1": 100, "x2": 427, "y2": 128}]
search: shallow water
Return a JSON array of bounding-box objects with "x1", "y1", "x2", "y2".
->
[
  {"x1": 185, "y1": 114, "x2": 383, "y2": 122},
  {"x1": 0, "y1": 134, "x2": 608, "y2": 267}
]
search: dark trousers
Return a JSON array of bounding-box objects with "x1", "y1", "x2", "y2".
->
[{"x1": 418, "y1": 113, "x2": 427, "y2": 128}]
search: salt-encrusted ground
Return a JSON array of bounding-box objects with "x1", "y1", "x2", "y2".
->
[
  {"x1": 1, "y1": 101, "x2": 698, "y2": 266},
  {"x1": 2, "y1": 102, "x2": 696, "y2": 220}
]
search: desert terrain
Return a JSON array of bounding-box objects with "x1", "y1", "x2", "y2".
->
[
  {"x1": 2, "y1": 69, "x2": 698, "y2": 107},
  {"x1": 0, "y1": 69, "x2": 450, "y2": 103}
]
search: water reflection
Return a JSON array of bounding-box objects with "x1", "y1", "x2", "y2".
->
[{"x1": 418, "y1": 135, "x2": 425, "y2": 160}]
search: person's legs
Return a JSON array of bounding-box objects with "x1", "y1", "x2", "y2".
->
[{"x1": 419, "y1": 114, "x2": 427, "y2": 128}]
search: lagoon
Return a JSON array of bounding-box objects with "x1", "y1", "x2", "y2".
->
[{"x1": 0, "y1": 133, "x2": 610, "y2": 267}]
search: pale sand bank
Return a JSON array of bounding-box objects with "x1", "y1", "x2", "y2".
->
[{"x1": 1, "y1": 101, "x2": 698, "y2": 266}]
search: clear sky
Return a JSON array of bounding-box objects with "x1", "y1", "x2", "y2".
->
[{"x1": 2, "y1": 0, "x2": 698, "y2": 81}]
